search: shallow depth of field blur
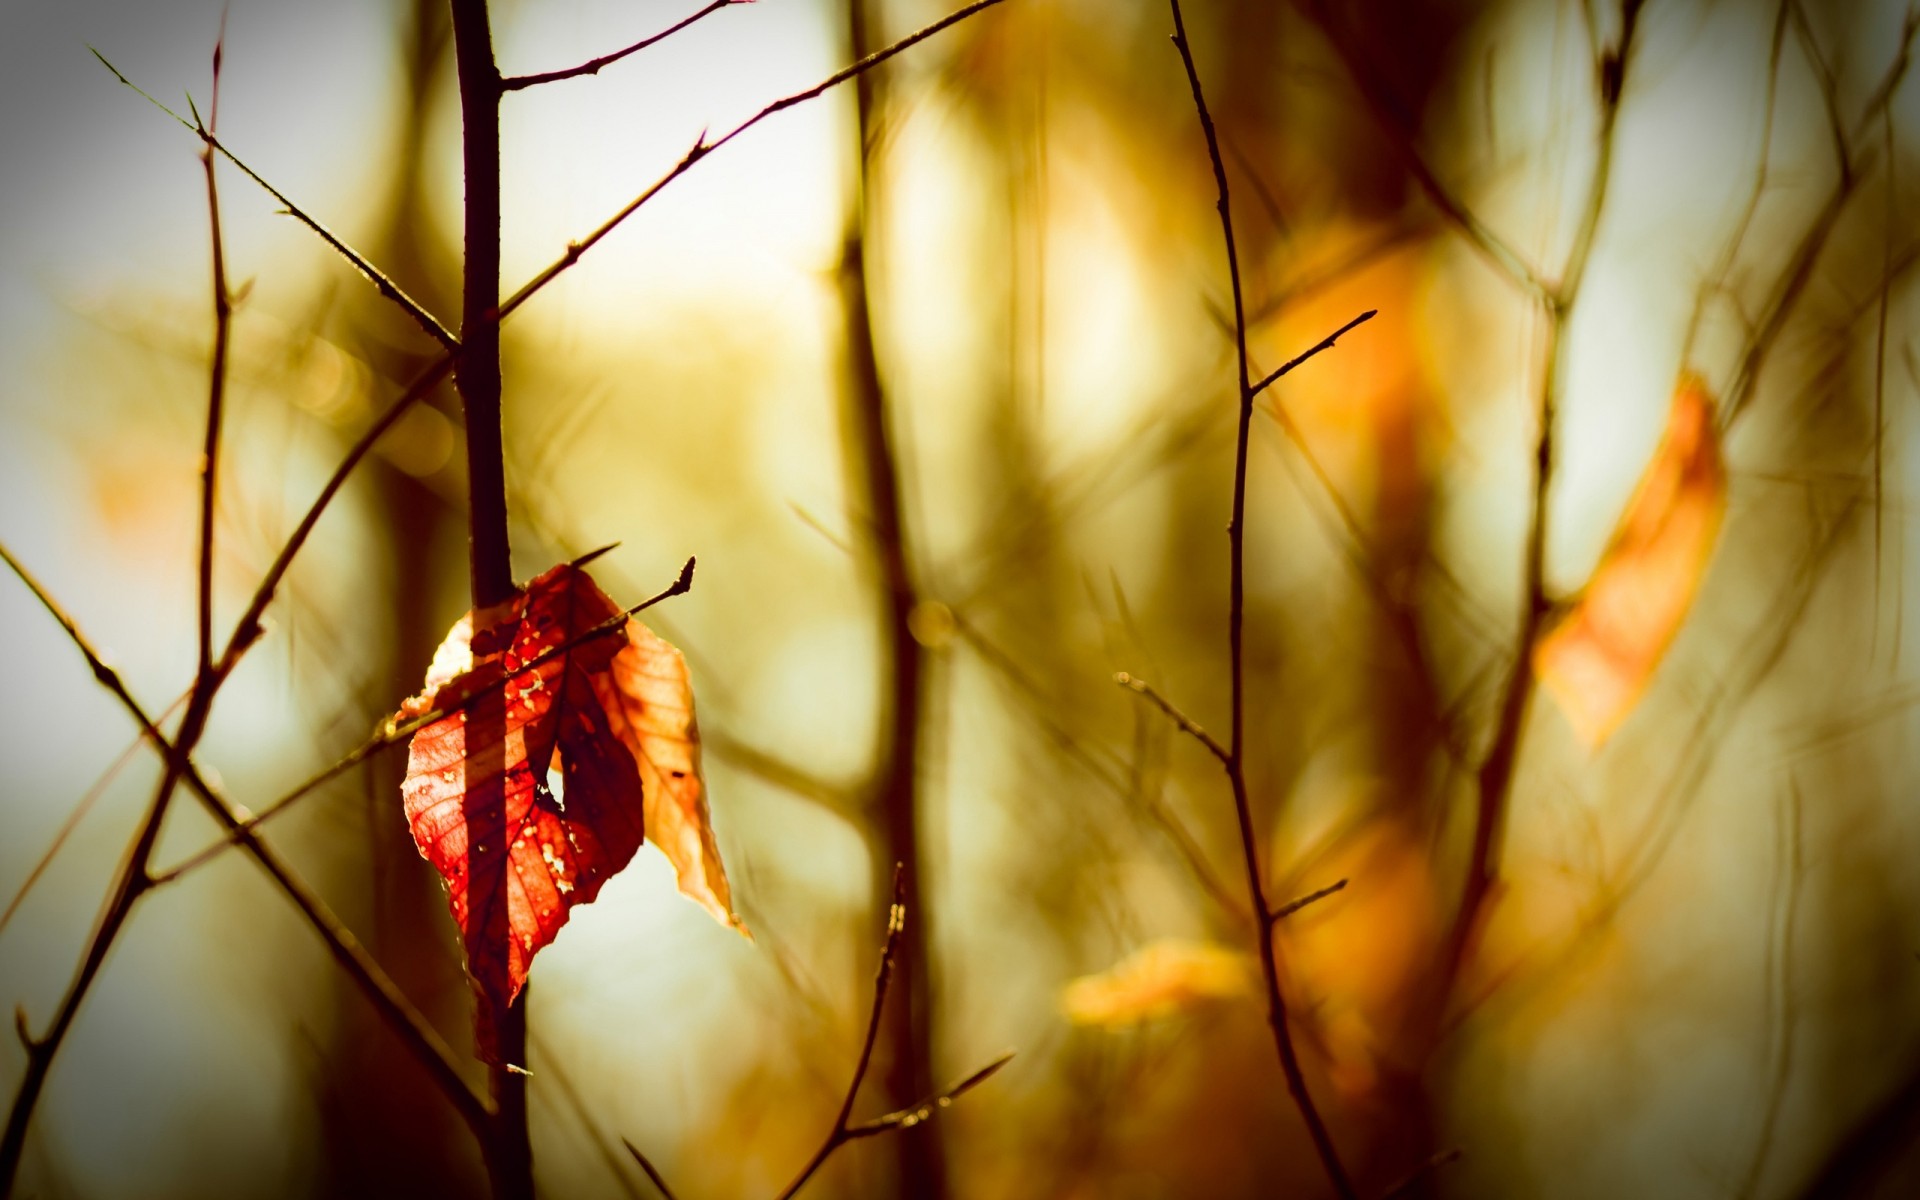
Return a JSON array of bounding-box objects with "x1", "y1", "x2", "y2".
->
[{"x1": 3, "y1": 0, "x2": 1919, "y2": 1196}]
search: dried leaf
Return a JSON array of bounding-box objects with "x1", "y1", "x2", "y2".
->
[
  {"x1": 1060, "y1": 938, "x2": 1250, "y2": 1028},
  {"x1": 397, "y1": 562, "x2": 740, "y2": 1057},
  {"x1": 593, "y1": 620, "x2": 745, "y2": 935},
  {"x1": 1535, "y1": 374, "x2": 1726, "y2": 748}
]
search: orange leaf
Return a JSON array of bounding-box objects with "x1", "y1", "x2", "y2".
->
[
  {"x1": 1535, "y1": 374, "x2": 1726, "y2": 748},
  {"x1": 1059, "y1": 939, "x2": 1250, "y2": 1028},
  {"x1": 396, "y1": 562, "x2": 740, "y2": 1058},
  {"x1": 593, "y1": 620, "x2": 745, "y2": 936}
]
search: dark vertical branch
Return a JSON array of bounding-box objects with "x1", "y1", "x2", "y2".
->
[
  {"x1": 839, "y1": 1, "x2": 943, "y2": 1193},
  {"x1": 448, "y1": 3, "x2": 529, "y2": 1199},
  {"x1": 1166, "y1": 3, "x2": 1357, "y2": 1196}
]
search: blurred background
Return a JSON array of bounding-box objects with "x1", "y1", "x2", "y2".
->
[{"x1": 2, "y1": 0, "x2": 1918, "y2": 1196}]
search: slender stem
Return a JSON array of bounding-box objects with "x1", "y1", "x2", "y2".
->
[
  {"x1": 1272, "y1": 878, "x2": 1349, "y2": 923},
  {"x1": 771, "y1": 868, "x2": 1010, "y2": 1200},
  {"x1": 502, "y1": 0, "x2": 736, "y2": 90},
  {"x1": 0, "y1": 51, "x2": 237, "y2": 1179},
  {"x1": 195, "y1": 41, "x2": 231, "y2": 680},
  {"x1": 89, "y1": 49, "x2": 458, "y2": 351},
  {"x1": 1113, "y1": 671, "x2": 1229, "y2": 765},
  {"x1": 0, "y1": 542, "x2": 495, "y2": 1148},
  {"x1": 496, "y1": 0, "x2": 1011, "y2": 322},
  {"x1": 1166, "y1": 3, "x2": 1356, "y2": 1195}
]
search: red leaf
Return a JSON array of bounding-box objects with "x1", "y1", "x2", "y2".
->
[{"x1": 396, "y1": 561, "x2": 736, "y2": 1058}]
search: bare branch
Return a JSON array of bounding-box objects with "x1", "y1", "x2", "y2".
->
[
  {"x1": 770, "y1": 867, "x2": 1010, "y2": 1200},
  {"x1": 497, "y1": 0, "x2": 1011, "y2": 320},
  {"x1": 1248, "y1": 308, "x2": 1377, "y2": 398},
  {"x1": 90, "y1": 49, "x2": 459, "y2": 351},
  {"x1": 1166, "y1": 2, "x2": 1356, "y2": 1194},
  {"x1": 622, "y1": 1140, "x2": 682, "y2": 1200},
  {"x1": 1270, "y1": 878, "x2": 1349, "y2": 923},
  {"x1": 0, "y1": 541, "x2": 494, "y2": 1144},
  {"x1": 1114, "y1": 671, "x2": 1229, "y2": 765},
  {"x1": 502, "y1": 0, "x2": 739, "y2": 91}
]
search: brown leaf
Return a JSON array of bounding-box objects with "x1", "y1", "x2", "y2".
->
[{"x1": 1535, "y1": 374, "x2": 1726, "y2": 748}]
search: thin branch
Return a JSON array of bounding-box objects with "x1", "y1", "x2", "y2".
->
[
  {"x1": 90, "y1": 49, "x2": 459, "y2": 351},
  {"x1": 1787, "y1": 0, "x2": 1852, "y2": 184},
  {"x1": 1167, "y1": 3, "x2": 1356, "y2": 1195},
  {"x1": 1271, "y1": 878, "x2": 1349, "y2": 923},
  {"x1": 217, "y1": 354, "x2": 456, "y2": 679},
  {"x1": 1722, "y1": 11, "x2": 1918, "y2": 430},
  {"x1": 770, "y1": 867, "x2": 1010, "y2": 1200},
  {"x1": 1248, "y1": 309, "x2": 1376, "y2": 397},
  {"x1": 0, "y1": 79, "x2": 245, "y2": 1178},
  {"x1": 496, "y1": 0, "x2": 1011, "y2": 320},
  {"x1": 0, "y1": 542, "x2": 495, "y2": 1146},
  {"x1": 194, "y1": 29, "x2": 232, "y2": 681},
  {"x1": 954, "y1": 614, "x2": 1249, "y2": 925},
  {"x1": 0, "y1": 689, "x2": 188, "y2": 941},
  {"x1": 1113, "y1": 671, "x2": 1229, "y2": 765},
  {"x1": 842, "y1": 1052, "x2": 1014, "y2": 1140},
  {"x1": 502, "y1": 0, "x2": 738, "y2": 90},
  {"x1": 621, "y1": 1140, "x2": 682, "y2": 1200},
  {"x1": 149, "y1": 558, "x2": 696, "y2": 884}
]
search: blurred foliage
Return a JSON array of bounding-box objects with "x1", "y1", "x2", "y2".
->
[{"x1": 2, "y1": 0, "x2": 1919, "y2": 1197}]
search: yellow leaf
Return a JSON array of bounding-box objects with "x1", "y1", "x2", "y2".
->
[
  {"x1": 592, "y1": 619, "x2": 749, "y2": 937},
  {"x1": 1059, "y1": 938, "x2": 1250, "y2": 1028},
  {"x1": 1535, "y1": 374, "x2": 1726, "y2": 748}
]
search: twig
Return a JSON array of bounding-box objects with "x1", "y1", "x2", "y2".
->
[
  {"x1": 0, "y1": 541, "x2": 494, "y2": 1143},
  {"x1": 770, "y1": 867, "x2": 1011, "y2": 1200},
  {"x1": 1722, "y1": 11, "x2": 1918, "y2": 431},
  {"x1": 0, "y1": 689, "x2": 188, "y2": 941},
  {"x1": 954, "y1": 613, "x2": 1249, "y2": 925},
  {"x1": 496, "y1": 0, "x2": 1011, "y2": 320},
  {"x1": 90, "y1": 49, "x2": 458, "y2": 351},
  {"x1": 0, "y1": 44, "x2": 240, "y2": 1181},
  {"x1": 503, "y1": 0, "x2": 738, "y2": 90},
  {"x1": 1248, "y1": 309, "x2": 1376, "y2": 397},
  {"x1": 194, "y1": 28, "x2": 232, "y2": 681},
  {"x1": 621, "y1": 1139, "x2": 682, "y2": 1200},
  {"x1": 1167, "y1": 3, "x2": 1356, "y2": 1195},
  {"x1": 1271, "y1": 878, "x2": 1348, "y2": 924},
  {"x1": 1113, "y1": 671, "x2": 1228, "y2": 765}
]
